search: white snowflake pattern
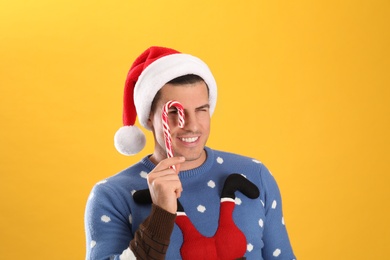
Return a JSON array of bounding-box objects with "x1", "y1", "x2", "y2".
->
[
  {"x1": 273, "y1": 248, "x2": 281, "y2": 257},
  {"x1": 101, "y1": 215, "x2": 111, "y2": 223},
  {"x1": 140, "y1": 171, "x2": 148, "y2": 179},
  {"x1": 252, "y1": 159, "x2": 262, "y2": 164},
  {"x1": 197, "y1": 205, "x2": 206, "y2": 213},
  {"x1": 271, "y1": 200, "x2": 277, "y2": 209},
  {"x1": 207, "y1": 180, "x2": 216, "y2": 188},
  {"x1": 259, "y1": 218, "x2": 264, "y2": 228},
  {"x1": 96, "y1": 179, "x2": 107, "y2": 185},
  {"x1": 216, "y1": 157, "x2": 224, "y2": 164}
]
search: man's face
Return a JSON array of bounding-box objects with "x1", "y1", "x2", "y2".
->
[{"x1": 148, "y1": 81, "x2": 211, "y2": 170}]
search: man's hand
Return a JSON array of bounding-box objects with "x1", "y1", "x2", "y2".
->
[{"x1": 147, "y1": 156, "x2": 185, "y2": 214}]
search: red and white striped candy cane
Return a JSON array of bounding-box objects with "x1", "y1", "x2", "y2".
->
[{"x1": 162, "y1": 100, "x2": 185, "y2": 170}]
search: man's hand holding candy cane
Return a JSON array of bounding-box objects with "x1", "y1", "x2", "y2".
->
[{"x1": 147, "y1": 100, "x2": 185, "y2": 214}]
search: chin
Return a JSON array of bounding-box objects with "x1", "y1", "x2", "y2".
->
[
  {"x1": 179, "y1": 149, "x2": 205, "y2": 162},
  {"x1": 184, "y1": 155, "x2": 202, "y2": 162}
]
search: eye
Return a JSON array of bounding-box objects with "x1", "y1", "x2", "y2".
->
[
  {"x1": 197, "y1": 107, "x2": 209, "y2": 112},
  {"x1": 196, "y1": 105, "x2": 210, "y2": 112},
  {"x1": 168, "y1": 109, "x2": 178, "y2": 114}
]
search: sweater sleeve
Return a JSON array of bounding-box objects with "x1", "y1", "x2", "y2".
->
[
  {"x1": 85, "y1": 181, "x2": 176, "y2": 260},
  {"x1": 260, "y1": 165, "x2": 297, "y2": 259},
  {"x1": 130, "y1": 204, "x2": 176, "y2": 259},
  {"x1": 85, "y1": 182, "x2": 134, "y2": 260}
]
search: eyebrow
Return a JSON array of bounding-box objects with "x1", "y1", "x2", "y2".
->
[
  {"x1": 168, "y1": 104, "x2": 210, "y2": 112},
  {"x1": 195, "y1": 104, "x2": 210, "y2": 110}
]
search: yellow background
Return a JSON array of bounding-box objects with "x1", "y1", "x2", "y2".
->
[{"x1": 1, "y1": 0, "x2": 389, "y2": 259}]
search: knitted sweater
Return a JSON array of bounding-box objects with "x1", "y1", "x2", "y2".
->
[{"x1": 85, "y1": 147, "x2": 296, "y2": 259}]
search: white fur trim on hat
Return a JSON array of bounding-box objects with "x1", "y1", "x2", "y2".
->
[{"x1": 134, "y1": 53, "x2": 217, "y2": 130}]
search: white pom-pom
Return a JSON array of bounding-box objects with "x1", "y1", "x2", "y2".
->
[{"x1": 114, "y1": 126, "x2": 146, "y2": 156}]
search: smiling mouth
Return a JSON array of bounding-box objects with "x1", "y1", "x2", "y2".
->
[{"x1": 179, "y1": 137, "x2": 199, "y2": 143}]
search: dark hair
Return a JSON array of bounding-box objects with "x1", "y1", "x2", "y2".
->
[
  {"x1": 166, "y1": 74, "x2": 204, "y2": 85},
  {"x1": 150, "y1": 74, "x2": 207, "y2": 113}
]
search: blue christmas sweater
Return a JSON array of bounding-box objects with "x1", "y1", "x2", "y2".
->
[{"x1": 85, "y1": 147, "x2": 296, "y2": 259}]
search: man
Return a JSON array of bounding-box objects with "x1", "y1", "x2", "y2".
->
[{"x1": 85, "y1": 46, "x2": 296, "y2": 259}]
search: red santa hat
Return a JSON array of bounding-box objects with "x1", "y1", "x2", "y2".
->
[{"x1": 114, "y1": 46, "x2": 217, "y2": 155}]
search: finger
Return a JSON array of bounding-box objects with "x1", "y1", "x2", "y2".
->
[
  {"x1": 175, "y1": 189, "x2": 182, "y2": 198},
  {"x1": 156, "y1": 156, "x2": 185, "y2": 171},
  {"x1": 150, "y1": 174, "x2": 181, "y2": 184},
  {"x1": 148, "y1": 167, "x2": 176, "y2": 179},
  {"x1": 174, "y1": 161, "x2": 182, "y2": 174},
  {"x1": 148, "y1": 171, "x2": 182, "y2": 188}
]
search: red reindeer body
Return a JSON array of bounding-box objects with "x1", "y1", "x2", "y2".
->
[
  {"x1": 133, "y1": 173, "x2": 260, "y2": 260},
  {"x1": 176, "y1": 199, "x2": 247, "y2": 260}
]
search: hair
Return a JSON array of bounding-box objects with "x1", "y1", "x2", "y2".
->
[
  {"x1": 166, "y1": 74, "x2": 204, "y2": 85},
  {"x1": 150, "y1": 74, "x2": 208, "y2": 113}
]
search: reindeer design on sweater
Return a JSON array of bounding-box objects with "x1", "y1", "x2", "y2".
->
[{"x1": 133, "y1": 173, "x2": 260, "y2": 260}]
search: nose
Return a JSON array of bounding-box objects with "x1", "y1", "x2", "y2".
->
[{"x1": 183, "y1": 111, "x2": 199, "y2": 132}]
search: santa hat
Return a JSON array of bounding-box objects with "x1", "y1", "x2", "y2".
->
[{"x1": 114, "y1": 46, "x2": 217, "y2": 155}]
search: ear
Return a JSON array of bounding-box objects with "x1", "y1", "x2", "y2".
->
[{"x1": 146, "y1": 113, "x2": 154, "y2": 130}]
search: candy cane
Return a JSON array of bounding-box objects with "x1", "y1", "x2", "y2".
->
[{"x1": 162, "y1": 100, "x2": 185, "y2": 171}]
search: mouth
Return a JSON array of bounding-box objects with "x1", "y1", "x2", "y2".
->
[{"x1": 179, "y1": 136, "x2": 199, "y2": 143}]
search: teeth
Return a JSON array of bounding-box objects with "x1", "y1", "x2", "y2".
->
[{"x1": 180, "y1": 137, "x2": 198, "y2": 143}]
